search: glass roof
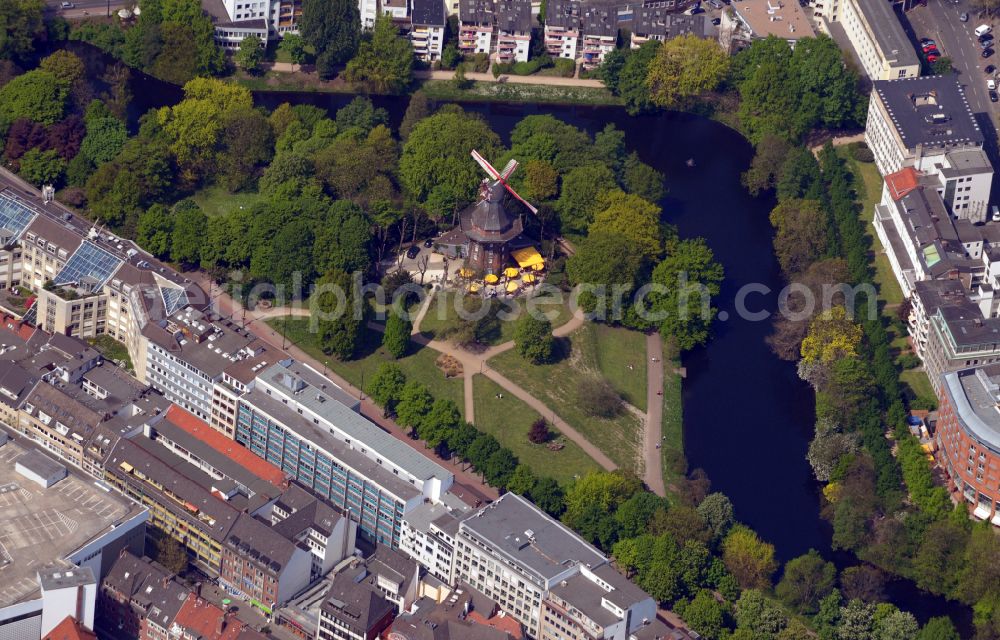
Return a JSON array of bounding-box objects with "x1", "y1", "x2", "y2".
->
[
  {"x1": 161, "y1": 286, "x2": 188, "y2": 316},
  {"x1": 53, "y1": 241, "x2": 123, "y2": 290},
  {"x1": 0, "y1": 193, "x2": 39, "y2": 241}
]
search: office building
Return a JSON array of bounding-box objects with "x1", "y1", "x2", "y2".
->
[
  {"x1": 539, "y1": 564, "x2": 656, "y2": 640},
  {"x1": 814, "y1": 0, "x2": 920, "y2": 80}
]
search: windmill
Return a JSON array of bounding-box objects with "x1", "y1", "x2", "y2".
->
[{"x1": 471, "y1": 149, "x2": 538, "y2": 215}]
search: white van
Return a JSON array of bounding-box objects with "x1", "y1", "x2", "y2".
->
[{"x1": 977, "y1": 24, "x2": 993, "y2": 37}]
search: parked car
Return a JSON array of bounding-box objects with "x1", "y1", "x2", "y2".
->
[
  {"x1": 423, "y1": 238, "x2": 434, "y2": 248},
  {"x1": 60, "y1": 2, "x2": 74, "y2": 7},
  {"x1": 977, "y1": 24, "x2": 993, "y2": 37},
  {"x1": 922, "y1": 41, "x2": 938, "y2": 51},
  {"x1": 406, "y1": 245, "x2": 420, "y2": 259},
  {"x1": 987, "y1": 65, "x2": 996, "y2": 73},
  {"x1": 982, "y1": 38, "x2": 994, "y2": 49},
  {"x1": 988, "y1": 79, "x2": 996, "y2": 90},
  {"x1": 707, "y1": 0, "x2": 723, "y2": 9},
  {"x1": 927, "y1": 53, "x2": 941, "y2": 62},
  {"x1": 960, "y1": 12, "x2": 969, "y2": 21},
  {"x1": 984, "y1": 48, "x2": 995, "y2": 59},
  {"x1": 711, "y1": 16, "x2": 721, "y2": 24},
  {"x1": 992, "y1": 90, "x2": 999, "y2": 103},
  {"x1": 993, "y1": 205, "x2": 1000, "y2": 221},
  {"x1": 920, "y1": 37, "x2": 935, "y2": 45}
]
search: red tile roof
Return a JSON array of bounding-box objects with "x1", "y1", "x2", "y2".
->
[
  {"x1": 164, "y1": 405, "x2": 286, "y2": 487},
  {"x1": 43, "y1": 617, "x2": 97, "y2": 640},
  {"x1": 467, "y1": 612, "x2": 524, "y2": 639},
  {"x1": 885, "y1": 167, "x2": 921, "y2": 201},
  {"x1": 174, "y1": 594, "x2": 244, "y2": 640}
]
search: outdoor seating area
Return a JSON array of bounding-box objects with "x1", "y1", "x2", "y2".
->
[{"x1": 454, "y1": 245, "x2": 546, "y2": 297}]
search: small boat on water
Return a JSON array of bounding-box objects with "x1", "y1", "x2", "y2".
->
[{"x1": 686, "y1": 157, "x2": 696, "y2": 167}]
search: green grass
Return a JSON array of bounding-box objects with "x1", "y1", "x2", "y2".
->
[
  {"x1": 589, "y1": 323, "x2": 647, "y2": 411},
  {"x1": 418, "y1": 289, "x2": 574, "y2": 344},
  {"x1": 267, "y1": 317, "x2": 465, "y2": 416},
  {"x1": 88, "y1": 335, "x2": 133, "y2": 373},
  {"x1": 900, "y1": 368, "x2": 937, "y2": 406},
  {"x1": 488, "y1": 324, "x2": 644, "y2": 468},
  {"x1": 472, "y1": 375, "x2": 601, "y2": 484},
  {"x1": 191, "y1": 186, "x2": 263, "y2": 219}
]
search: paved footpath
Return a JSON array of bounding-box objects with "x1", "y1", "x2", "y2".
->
[
  {"x1": 414, "y1": 69, "x2": 606, "y2": 88},
  {"x1": 644, "y1": 333, "x2": 666, "y2": 497}
]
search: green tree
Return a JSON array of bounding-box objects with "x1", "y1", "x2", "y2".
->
[
  {"x1": 680, "y1": 589, "x2": 728, "y2": 640},
  {"x1": 366, "y1": 362, "x2": 406, "y2": 411},
  {"x1": 400, "y1": 109, "x2": 502, "y2": 216},
  {"x1": 622, "y1": 152, "x2": 665, "y2": 203},
  {"x1": 312, "y1": 267, "x2": 362, "y2": 359},
  {"x1": 566, "y1": 232, "x2": 644, "y2": 315},
  {"x1": 18, "y1": 147, "x2": 65, "y2": 186},
  {"x1": 562, "y1": 471, "x2": 641, "y2": 532},
  {"x1": 513, "y1": 313, "x2": 554, "y2": 364},
  {"x1": 743, "y1": 135, "x2": 791, "y2": 196},
  {"x1": 555, "y1": 163, "x2": 617, "y2": 233},
  {"x1": 644, "y1": 238, "x2": 724, "y2": 349},
  {"x1": 697, "y1": 493, "x2": 735, "y2": 541},
  {"x1": 775, "y1": 549, "x2": 836, "y2": 614},
  {"x1": 399, "y1": 91, "x2": 431, "y2": 140},
  {"x1": 170, "y1": 200, "x2": 207, "y2": 265},
  {"x1": 588, "y1": 190, "x2": 662, "y2": 260},
  {"x1": 301, "y1": 0, "x2": 360, "y2": 77},
  {"x1": 917, "y1": 617, "x2": 961, "y2": 640},
  {"x1": 523, "y1": 160, "x2": 559, "y2": 202},
  {"x1": 236, "y1": 35, "x2": 264, "y2": 72},
  {"x1": 734, "y1": 589, "x2": 787, "y2": 639},
  {"x1": 136, "y1": 204, "x2": 174, "y2": 257},
  {"x1": 837, "y1": 600, "x2": 876, "y2": 640},
  {"x1": 646, "y1": 34, "x2": 729, "y2": 108},
  {"x1": 531, "y1": 476, "x2": 565, "y2": 516},
  {"x1": 265, "y1": 218, "x2": 317, "y2": 290},
  {"x1": 344, "y1": 13, "x2": 413, "y2": 93},
  {"x1": 419, "y1": 398, "x2": 461, "y2": 448},
  {"x1": 0, "y1": 0, "x2": 45, "y2": 64},
  {"x1": 617, "y1": 41, "x2": 660, "y2": 115},
  {"x1": 722, "y1": 524, "x2": 777, "y2": 590},
  {"x1": 382, "y1": 311, "x2": 412, "y2": 359},
  {"x1": 483, "y1": 448, "x2": 518, "y2": 489},
  {"x1": 395, "y1": 380, "x2": 434, "y2": 432},
  {"x1": 876, "y1": 610, "x2": 918, "y2": 640},
  {"x1": 279, "y1": 33, "x2": 310, "y2": 64},
  {"x1": 769, "y1": 199, "x2": 828, "y2": 277},
  {"x1": 507, "y1": 464, "x2": 537, "y2": 496},
  {"x1": 616, "y1": 491, "x2": 667, "y2": 539},
  {"x1": 219, "y1": 107, "x2": 275, "y2": 192},
  {"x1": 0, "y1": 70, "x2": 67, "y2": 128},
  {"x1": 39, "y1": 50, "x2": 85, "y2": 86},
  {"x1": 80, "y1": 117, "x2": 128, "y2": 164},
  {"x1": 152, "y1": 532, "x2": 189, "y2": 574}
]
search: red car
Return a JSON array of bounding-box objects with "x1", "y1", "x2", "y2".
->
[
  {"x1": 927, "y1": 53, "x2": 941, "y2": 62},
  {"x1": 922, "y1": 42, "x2": 938, "y2": 52}
]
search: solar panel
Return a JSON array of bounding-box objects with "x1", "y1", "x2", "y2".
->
[
  {"x1": 0, "y1": 193, "x2": 39, "y2": 242},
  {"x1": 161, "y1": 286, "x2": 187, "y2": 316},
  {"x1": 53, "y1": 241, "x2": 123, "y2": 291}
]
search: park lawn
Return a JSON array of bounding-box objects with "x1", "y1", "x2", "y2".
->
[
  {"x1": 192, "y1": 185, "x2": 264, "y2": 219},
  {"x1": 419, "y1": 289, "x2": 574, "y2": 343},
  {"x1": 900, "y1": 368, "x2": 937, "y2": 407},
  {"x1": 266, "y1": 317, "x2": 465, "y2": 416},
  {"x1": 472, "y1": 375, "x2": 601, "y2": 484},
  {"x1": 589, "y1": 323, "x2": 647, "y2": 411},
  {"x1": 488, "y1": 324, "x2": 644, "y2": 469}
]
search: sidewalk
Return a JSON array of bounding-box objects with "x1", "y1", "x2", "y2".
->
[{"x1": 414, "y1": 69, "x2": 606, "y2": 88}]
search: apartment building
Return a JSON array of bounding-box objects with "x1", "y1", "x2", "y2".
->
[
  {"x1": 495, "y1": 0, "x2": 533, "y2": 63},
  {"x1": 388, "y1": 583, "x2": 521, "y2": 640},
  {"x1": 399, "y1": 492, "x2": 473, "y2": 583},
  {"x1": 544, "y1": 0, "x2": 581, "y2": 59},
  {"x1": 317, "y1": 568, "x2": 396, "y2": 640},
  {"x1": 411, "y1": 0, "x2": 447, "y2": 61},
  {"x1": 630, "y1": 10, "x2": 709, "y2": 47},
  {"x1": 234, "y1": 360, "x2": 453, "y2": 547},
  {"x1": 142, "y1": 306, "x2": 262, "y2": 422},
  {"x1": 458, "y1": 0, "x2": 496, "y2": 55},
  {"x1": 98, "y1": 551, "x2": 190, "y2": 640},
  {"x1": 719, "y1": 0, "x2": 814, "y2": 50},
  {"x1": 270, "y1": 483, "x2": 358, "y2": 579},
  {"x1": 539, "y1": 564, "x2": 656, "y2": 640},
  {"x1": 453, "y1": 493, "x2": 608, "y2": 636},
  {"x1": 210, "y1": 348, "x2": 278, "y2": 438},
  {"x1": 813, "y1": 0, "x2": 919, "y2": 80},
  {"x1": 580, "y1": 5, "x2": 617, "y2": 69},
  {"x1": 936, "y1": 366, "x2": 1000, "y2": 526}
]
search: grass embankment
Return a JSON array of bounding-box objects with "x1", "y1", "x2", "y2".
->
[
  {"x1": 418, "y1": 289, "x2": 574, "y2": 344},
  {"x1": 489, "y1": 324, "x2": 644, "y2": 469},
  {"x1": 472, "y1": 375, "x2": 601, "y2": 484},
  {"x1": 661, "y1": 356, "x2": 685, "y2": 491},
  {"x1": 590, "y1": 323, "x2": 647, "y2": 411},
  {"x1": 419, "y1": 79, "x2": 621, "y2": 106},
  {"x1": 840, "y1": 147, "x2": 935, "y2": 407},
  {"x1": 266, "y1": 317, "x2": 465, "y2": 416}
]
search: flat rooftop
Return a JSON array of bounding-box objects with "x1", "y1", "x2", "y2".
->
[
  {"x1": 731, "y1": 0, "x2": 814, "y2": 40},
  {"x1": 459, "y1": 493, "x2": 606, "y2": 583},
  {"x1": 874, "y1": 76, "x2": 983, "y2": 149},
  {"x1": 855, "y1": 0, "x2": 920, "y2": 68},
  {"x1": 944, "y1": 366, "x2": 1000, "y2": 455},
  {"x1": 0, "y1": 436, "x2": 139, "y2": 608}
]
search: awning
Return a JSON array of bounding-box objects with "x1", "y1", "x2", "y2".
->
[
  {"x1": 120, "y1": 462, "x2": 134, "y2": 473},
  {"x1": 506, "y1": 280, "x2": 519, "y2": 293},
  {"x1": 484, "y1": 274, "x2": 499, "y2": 284},
  {"x1": 531, "y1": 262, "x2": 544, "y2": 271},
  {"x1": 511, "y1": 247, "x2": 544, "y2": 269}
]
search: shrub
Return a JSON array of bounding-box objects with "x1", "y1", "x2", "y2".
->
[
  {"x1": 897, "y1": 353, "x2": 920, "y2": 370},
  {"x1": 577, "y1": 378, "x2": 623, "y2": 418},
  {"x1": 849, "y1": 142, "x2": 874, "y2": 163},
  {"x1": 552, "y1": 57, "x2": 575, "y2": 77}
]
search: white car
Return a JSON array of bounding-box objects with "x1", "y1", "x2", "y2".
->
[
  {"x1": 989, "y1": 79, "x2": 997, "y2": 90},
  {"x1": 977, "y1": 24, "x2": 993, "y2": 37},
  {"x1": 60, "y1": 2, "x2": 74, "y2": 7}
]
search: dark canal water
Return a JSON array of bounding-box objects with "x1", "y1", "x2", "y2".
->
[{"x1": 68, "y1": 41, "x2": 973, "y2": 633}]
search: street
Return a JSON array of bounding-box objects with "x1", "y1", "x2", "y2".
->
[{"x1": 44, "y1": 0, "x2": 124, "y2": 19}]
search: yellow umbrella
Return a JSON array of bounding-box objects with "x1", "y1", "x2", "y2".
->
[
  {"x1": 506, "y1": 280, "x2": 519, "y2": 293},
  {"x1": 531, "y1": 262, "x2": 544, "y2": 271},
  {"x1": 484, "y1": 274, "x2": 499, "y2": 284},
  {"x1": 521, "y1": 273, "x2": 536, "y2": 283},
  {"x1": 503, "y1": 267, "x2": 520, "y2": 278},
  {"x1": 468, "y1": 282, "x2": 481, "y2": 293},
  {"x1": 459, "y1": 268, "x2": 474, "y2": 278}
]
